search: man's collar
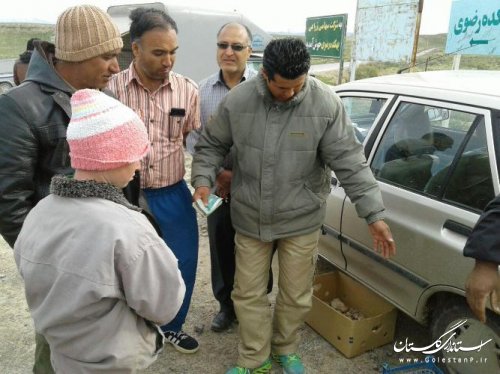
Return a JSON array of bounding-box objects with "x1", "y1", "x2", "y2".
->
[
  {"x1": 216, "y1": 67, "x2": 251, "y2": 88},
  {"x1": 126, "y1": 61, "x2": 172, "y2": 90}
]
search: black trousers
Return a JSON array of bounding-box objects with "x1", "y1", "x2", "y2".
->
[{"x1": 207, "y1": 200, "x2": 274, "y2": 313}]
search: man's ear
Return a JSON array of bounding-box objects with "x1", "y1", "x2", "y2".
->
[
  {"x1": 261, "y1": 68, "x2": 268, "y2": 81},
  {"x1": 131, "y1": 41, "x2": 140, "y2": 59}
]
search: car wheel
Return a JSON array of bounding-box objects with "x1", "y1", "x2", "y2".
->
[
  {"x1": 0, "y1": 81, "x2": 13, "y2": 94},
  {"x1": 430, "y1": 295, "x2": 500, "y2": 374}
]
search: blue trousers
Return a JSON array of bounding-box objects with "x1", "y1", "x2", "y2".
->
[{"x1": 143, "y1": 180, "x2": 199, "y2": 333}]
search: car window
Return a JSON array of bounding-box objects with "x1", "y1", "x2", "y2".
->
[
  {"x1": 341, "y1": 97, "x2": 387, "y2": 142},
  {"x1": 247, "y1": 56, "x2": 263, "y2": 73},
  {"x1": 371, "y1": 101, "x2": 494, "y2": 211},
  {"x1": 425, "y1": 119, "x2": 494, "y2": 211}
]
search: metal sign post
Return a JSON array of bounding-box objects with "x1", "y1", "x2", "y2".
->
[{"x1": 410, "y1": 0, "x2": 424, "y2": 70}]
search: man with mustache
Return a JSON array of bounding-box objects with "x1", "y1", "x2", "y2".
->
[{"x1": 108, "y1": 7, "x2": 201, "y2": 354}]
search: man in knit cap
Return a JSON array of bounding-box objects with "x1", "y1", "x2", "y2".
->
[
  {"x1": 109, "y1": 7, "x2": 201, "y2": 354},
  {"x1": 14, "y1": 89, "x2": 186, "y2": 373},
  {"x1": 0, "y1": 5, "x2": 123, "y2": 373}
]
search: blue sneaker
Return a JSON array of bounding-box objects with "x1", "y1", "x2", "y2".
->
[
  {"x1": 272, "y1": 353, "x2": 304, "y2": 374},
  {"x1": 225, "y1": 358, "x2": 272, "y2": 374}
]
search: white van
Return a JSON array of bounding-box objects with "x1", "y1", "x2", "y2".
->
[{"x1": 107, "y1": 2, "x2": 272, "y2": 82}]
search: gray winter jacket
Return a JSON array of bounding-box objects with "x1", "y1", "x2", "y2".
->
[
  {"x1": 14, "y1": 177, "x2": 185, "y2": 373},
  {"x1": 192, "y1": 73, "x2": 385, "y2": 241}
]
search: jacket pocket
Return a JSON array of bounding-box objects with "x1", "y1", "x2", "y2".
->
[
  {"x1": 37, "y1": 123, "x2": 70, "y2": 167},
  {"x1": 304, "y1": 184, "x2": 326, "y2": 207}
]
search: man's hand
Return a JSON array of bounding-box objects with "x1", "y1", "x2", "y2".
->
[
  {"x1": 193, "y1": 186, "x2": 210, "y2": 206},
  {"x1": 466, "y1": 260, "x2": 500, "y2": 323},
  {"x1": 368, "y1": 220, "x2": 396, "y2": 259},
  {"x1": 215, "y1": 170, "x2": 232, "y2": 199}
]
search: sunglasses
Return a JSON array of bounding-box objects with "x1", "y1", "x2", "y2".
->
[{"x1": 217, "y1": 42, "x2": 248, "y2": 52}]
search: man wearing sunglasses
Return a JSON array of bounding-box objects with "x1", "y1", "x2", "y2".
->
[{"x1": 188, "y1": 23, "x2": 278, "y2": 334}]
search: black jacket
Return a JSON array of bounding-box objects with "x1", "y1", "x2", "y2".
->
[
  {"x1": 0, "y1": 42, "x2": 157, "y2": 247},
  {"x1": 463, "y1": 194, "x2": 500, "y2": 263},
  {"x1": 0, "y1": 42, "x2": 74, "y2": 247}
]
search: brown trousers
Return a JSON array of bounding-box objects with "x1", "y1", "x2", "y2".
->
[{"x1": 233, "y1": 231, "x2": 319, "y2": 368}]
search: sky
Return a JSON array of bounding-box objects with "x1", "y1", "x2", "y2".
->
[{"x1": 0, "y1": 0, "x2": 453, "y2": 35}]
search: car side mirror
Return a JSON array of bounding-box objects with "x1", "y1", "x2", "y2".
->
[{"x1": 426, "y1": 108, "x2": 450, "y2": 122}]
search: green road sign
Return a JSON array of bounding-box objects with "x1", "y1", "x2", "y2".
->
[{"x1": 306, "y1": 14, "x2": 347, "y2": 58}]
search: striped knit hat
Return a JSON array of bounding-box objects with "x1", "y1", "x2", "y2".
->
[
  {"x1": 55, "y1": 5, "x2": 123, "y2": 62},
  {"x1": 67, "y1": 89, "x2": 149, "y2": 171}
]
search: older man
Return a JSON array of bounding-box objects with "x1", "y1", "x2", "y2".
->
[
  {"x1": 187, "y1": 22, "x2": 272, "y2": 333},
  {"x1": 0, "y1": 5, "x2": 123, "y2": 373}
]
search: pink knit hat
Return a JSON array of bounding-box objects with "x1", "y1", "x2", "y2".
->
[{"x1": 67, "y1": 89, "x2": 150, "y2": 171}]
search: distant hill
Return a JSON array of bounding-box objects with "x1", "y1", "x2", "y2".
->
[
  {"x1": 0, "y1": 24, "x2": 497, "y2": 79},
  {"x1": 0, "y1": 23, "x2": 54, "y2": 59},
  {"x1": 418, "y1": 33, "x2": 447, "y2": 51},
  {"x1": 309, "y1": 33, "x2": 499, "y2": 85}
]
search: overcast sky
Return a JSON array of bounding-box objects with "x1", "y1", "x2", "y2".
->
[{"x1": 0, "y1": 0, "x2": 453, "y2": 34}]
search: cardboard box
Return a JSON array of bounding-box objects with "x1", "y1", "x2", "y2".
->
[{"x1": 305, "y1": 272, "x2": 397, "y2": 358}]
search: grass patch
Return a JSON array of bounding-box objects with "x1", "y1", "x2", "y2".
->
[
  {"x1": 1, "y1": 25, "x2": 497, "y2": 81},
  {"x1": 0, "y1": 23, "x2": 54, "y2": 59},
  {"x1": 314, "y1": 33, "x2": 499, "y2": 85}
]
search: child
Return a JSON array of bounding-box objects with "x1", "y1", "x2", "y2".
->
[{"x1": 14, "y1": 89, "x2": 185, "y2": 373}]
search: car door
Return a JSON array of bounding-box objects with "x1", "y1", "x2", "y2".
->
[
  {"x1": 338, "y1": 97, "x2": 498, "y2": 317},
  {"x1": 320, "y1": 92, "x2": 393, "y2": 269}
]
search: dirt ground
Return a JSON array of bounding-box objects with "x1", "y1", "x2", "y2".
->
[
  {"x1": 0, "y1": 156, "x2": 431, "y2": 374},
  {"x1": 0, "y1": 223, "x2": 432, "y2": 374}
]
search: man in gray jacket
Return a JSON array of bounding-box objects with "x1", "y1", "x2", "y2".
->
[
  {"x1": 0, "y1": 5, "x2": 123, "y2": 373},
  {"x1": 15, "y1": 88, "x2": 185, "y2": 373},
  {"x1": 191, "y1": 38, "x2": 396, "y2": 374}
]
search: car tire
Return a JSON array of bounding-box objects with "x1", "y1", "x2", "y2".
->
[
  {"x1": 0, "y1": 81, "x2": 13, "y2": 94},
  {"x1": 430, "y1": 295, "x2": 500, "y2": 374}
]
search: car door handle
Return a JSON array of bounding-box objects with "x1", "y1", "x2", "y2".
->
[{"x1": 443, "y1": 219, "x2": 472, "y2": 237}]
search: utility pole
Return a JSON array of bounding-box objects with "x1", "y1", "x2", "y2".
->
[
  {"x1": 409, "y1": 0, "x2": 424, "y2": 71},
  {"x1": 349, "y1": 0, "x2": 360, "y2": 82}
]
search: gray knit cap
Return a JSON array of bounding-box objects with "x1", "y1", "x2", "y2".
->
[{"x1": 55, "y1": 5, "x2": 123, "y2": 62}]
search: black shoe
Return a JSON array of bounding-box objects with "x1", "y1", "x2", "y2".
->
[
  {"x1": 211, "y1": 310, "x2": 236, "y2": 332},
  {"x1": 164, "y1": 330, "x2": 199, "y2": 353}
]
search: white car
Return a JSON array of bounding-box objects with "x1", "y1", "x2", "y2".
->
[
  {"x1": 0, "y1": 73, "x2": 14, "y2": 94},
  {"x1": 321, "y1": 70, "x2": 500, "y2": 374}
]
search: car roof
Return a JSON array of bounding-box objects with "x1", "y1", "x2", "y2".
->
[{"x1": 335, "y1": 70, "x2": 500, "y2": 108}]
